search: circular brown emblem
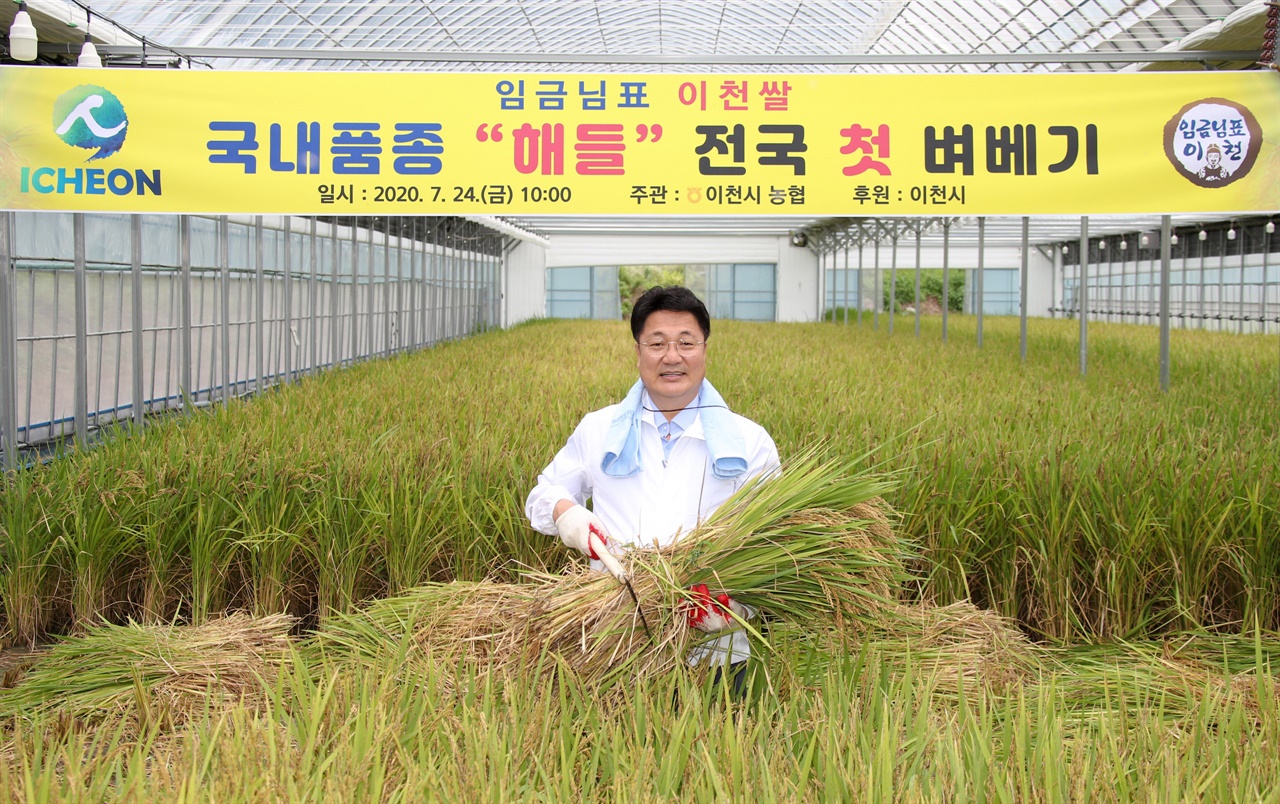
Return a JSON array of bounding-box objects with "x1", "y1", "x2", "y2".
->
[{"x1": 1163, "y1": 98, "x2": 1262, "y2": 188}]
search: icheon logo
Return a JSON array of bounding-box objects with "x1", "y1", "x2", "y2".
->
[
  {"x1": 1163, "y1": 98, "x2": 1262, "y2": 189},
  {"x1": 52, "y1": 85, "x2": 128, "y2": 161}
]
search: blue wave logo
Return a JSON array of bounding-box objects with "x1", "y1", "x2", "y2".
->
[{"x1": 53, "y1": 85, "x2": 128, "y2": 161}]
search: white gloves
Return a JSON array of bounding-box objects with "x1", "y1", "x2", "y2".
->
[
  {"x1": 554, "y1": 503, "x2": 610, "y2": 559},
  {"x1": 685, "y1": 584, "x2": 747, "y2": 633}
]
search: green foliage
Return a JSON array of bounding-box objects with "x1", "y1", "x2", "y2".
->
[
  {"x1": 885, "y1": 269, "x2": 965, "y2": 313},
  {"x1": 619, "y1": 265, "x2": 686, "y2": 318}
]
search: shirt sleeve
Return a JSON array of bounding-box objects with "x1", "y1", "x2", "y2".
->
[{"x1": 525, "y1": 417, "x2": 595, "y2": 536}]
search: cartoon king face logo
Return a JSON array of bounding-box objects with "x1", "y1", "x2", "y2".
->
[
  {"x1": 52, "y1": 84, "x2": 129, "y2": 161},
  {"x1": 1163, "y1": 98, "x2": 1261, "y2": 189}
]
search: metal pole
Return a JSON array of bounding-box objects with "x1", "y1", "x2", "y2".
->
[
  {"x1": 283, "y1": 216, "x2": 293, "y2": 383},
  {"x1": 396, "y1": 218, "x2": 406, "y2": 350},
  {"x1": 309, "y1": 217, "x2": 318, "y2": 374},
  {"x1": 1217, "y1": 230, "x2": 1226, "y2": 333},
  {"x1": 888, "y1": 231, "x2": 898, "y2": 335},
  {"x1": 1079, "y1": 216, "x2": 1089, "y2": 377},
  {"x1": 1198, "y1": 230, "x2": 1207, "y2": 329},
  {"x1": 816, "y1": 248, "x2": 825, "y2": 322},
  {"x1": 1238, "y1": 225, "x2": 1247, "y2": 335},
  {"x1": 329, "y1": 221, "x2": 340, "y2": 369},
  {"x1": 1159, "y1": 215, "x2": 1172, "y2": 391},
  {"x1": 1019, "y1": 216, "x2": 1029, "y2": 361},
  {"x1": 219, "y1": 216, "x2": 231, "y2": 404},
  {"x1": 73, "y1": 214, "x2": 89, "y2": 444},
  {"x1": 1118, "y1": 237, "x2": 1127, "y2": 324},
  {"x1": 130, "y1": 216, "x2": 144, "y2": 428},
  {"x1": 873, "y1": 236, "x2": 880, "y2": 330},
  {"x1": 842, "y1": 239, "x2": 849, "y2": 325},
  {"x1": 914, "y1": 222, "x2": 922, "y2": 338},
  {"x1": 254, "y1": 216, "x2": 264, "y2": 391},
  {"x1": 179, "y1": 215, "x2": 193, "y2": 412},
  {"x1": 366, "y1": 223, "x2": 376, "y2": 357},
  {"x1": 1263, "y1": 223, "x2": 1272, "y2": 337},
  {"x1": 349, "y1": 221, "x2": 359, "y2": 364},
  {"x1": 976, "y1": 216, "x2": 985, "y2": 348},
  {"x1": 857, "y1": 234, "x2": 864, "y2": 326},
  {"x1": 383, "y1": 217, "x2": 392, "y2": 356},
  {"x1": 498, "y1": 239, "x2": 505, "y2": 328},
  {"x1": 816, "y1": 234, "x2": 825, "y2": 323},
  {"x1": 942, "y1": 220, "x2": 950, "y2": 342},
  {"x1": 0, "y1": 213, "x2": 16, "y2": 470}
]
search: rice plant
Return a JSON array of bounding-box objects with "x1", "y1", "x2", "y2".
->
[{"x1": 0, "y1": 315, "x2": 1274, "y2": 645}]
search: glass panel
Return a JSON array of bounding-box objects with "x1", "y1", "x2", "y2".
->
[{"x1": 85, "y1": 214, "x2": 132, "y2": 264}]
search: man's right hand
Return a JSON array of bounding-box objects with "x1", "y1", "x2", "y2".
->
[{"x1": 554, "y1": 503, "x2": 611, "y2": 559}]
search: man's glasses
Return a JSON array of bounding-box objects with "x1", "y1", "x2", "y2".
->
[{"x1": 639, "y1": 339, "x2": 705, "y2": 357}]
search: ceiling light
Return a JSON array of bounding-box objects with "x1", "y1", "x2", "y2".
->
[
  {"x1": 1098, "y1": 239, "x2": 1106, "y2": 249},
  {"x1": 1226, "y1": 226, "x2": 1236, "y2": 241},
  {"x1": 1170, "y1": 233, "x2": 1179, "y2": 245},
  {"x1": 1119, "y1": 239, "x2": 1127, "y2": 251},
  {"x1": 1061, "y1": 245, "x2": 1069, "y2": 254},
  {"x1": 1267, "y1": 221, "x2": 1276, "y2": 234},
  {"x1": 77, "y1": 10, "x2": 101, "y2": 68},
  {"x1": 1199, "y1": 229, "x2": 1207, "y2": 241},
  {"x1": 78, "y1": 35, "x2": 101, "y2": 67},
  {"x1": 1140, "y1": 234, "x2": 1150, "y2": 247},
  {"x1": 9, "y1": 2, "x2": 38, "y2": 62}
]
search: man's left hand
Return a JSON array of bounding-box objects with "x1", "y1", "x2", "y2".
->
[{"x1": 685, "y1": 583, "x2": 746, "y2": 633}]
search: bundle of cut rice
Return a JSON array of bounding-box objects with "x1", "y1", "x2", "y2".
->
[
  {"x1": 311, "y1": 449, "x2": 911, "y2": 686},
  {"x1": 0, "y1": 612, "x2": 295, "y2": 730}
]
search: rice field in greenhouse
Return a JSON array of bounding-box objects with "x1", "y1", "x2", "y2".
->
[{"x1": 1, "y1": 314, "x2": 1278, "y2": 800}]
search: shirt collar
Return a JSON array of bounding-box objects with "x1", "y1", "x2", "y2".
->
[{"x1": 641, "y1": 387, "x2": 702, "y2": 434}]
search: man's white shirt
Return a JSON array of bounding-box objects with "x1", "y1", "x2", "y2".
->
[{"x1": 526, "y1": 390, "x2": 780, "y2": 665}]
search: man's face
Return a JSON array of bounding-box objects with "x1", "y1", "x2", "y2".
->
[
  {"x1": 1207, "y1": 150, "x2": 1221, "y2": 168},
  {"x1": 635, "y1": 310, "x2": 707, "y2": 413}
]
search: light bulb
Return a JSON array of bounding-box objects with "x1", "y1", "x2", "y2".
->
[
  {"x1": 1140, "y1": 234, "x2": 1150, "y2": 247},
  {"x1": 1267, "y1": 221, "x2": 1276, "y2": 234},
  {"x1": 1170, "y1": 234, "x2": 1179, "y2": 245},
  {"x1": 1198, "y1": 230, "x2": 1207, "y2": 241},
  {"x1": 1120, "y1": 239, "x2": 1127, "y2": 251},
  {"x1": 1098, "y1": 240, "x2": 1106, "y2": 249},
  {"x1": 1061, "y1": 245, "x2": 1069, "y2": 255},
  {"x1": 1227, "y1": 227, "x2": 1236, "y2": 240},
  {"x1": 9, "y1": 2, "x2": 39, "y2": 62},
  {"x1": 78, "y1": 35, "x2": 102, "y2": 68}
]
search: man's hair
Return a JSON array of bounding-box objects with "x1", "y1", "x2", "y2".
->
[{"x1": 630, "y1": 286, "x2": 711, "y2": 341}]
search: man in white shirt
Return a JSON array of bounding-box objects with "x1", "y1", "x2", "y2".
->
[{"x1": 525, "y1": 286, "x2": 780, "y2": 692}]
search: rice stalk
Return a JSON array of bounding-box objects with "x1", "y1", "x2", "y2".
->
[
  {"x1": 310, "y1": 449, "x2": 908, "y2": 688},
  {"x1": 0, "y1": 613, "x2": 295, "y2": 731}
]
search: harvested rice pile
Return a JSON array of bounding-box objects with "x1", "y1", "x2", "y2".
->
[
  {"x1": 0, "y1": 613, "x2": 295, "y2": 730},
  {"x1": 311, "y1": 451, "x2": 916, "y2": 686}
]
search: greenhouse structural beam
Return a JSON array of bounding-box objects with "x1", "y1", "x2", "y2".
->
[
  {"x1": 73, "y1": 214, "x2": 88, "y2": 446},
  {"x1": 976, "y1": 217, "x2": 985, "y2": 349},
  {"x1": 180, "y1": 216, "x2": 193, "y2": 412},
  {"x1": 1079, "y1": 217, "x2": 1089, "y2": 378},
  {"x1": 1160, "y1": 215, "x2": 1172, "y2": 391},
  {"x1": 130, "y1": 216, "x2": 144, "y2": 428},
  {"x1": 84, "y1": 45, "x2": 1261, "y2": 66},
  {"x1": 1020, "y1": 217, "x2": 1030, "y2": 362},
  {"x1": 0, "y1": 213, "x2": 14, "y2": 472}
]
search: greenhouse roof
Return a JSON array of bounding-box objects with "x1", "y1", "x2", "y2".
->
[{"x1": 5, "y1": 0, "x2": 1267, "y2": 73}]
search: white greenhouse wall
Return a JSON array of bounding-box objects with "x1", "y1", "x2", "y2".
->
[
  {"x1": 543, "y1": 233, "x2": 820, "y2": 322},
  {"x1": 504, "y1": 239, "x2": 548, "y2": 326},
  {"x1": 517, "y1": 233, "x2": 1066, "y2": 325}
]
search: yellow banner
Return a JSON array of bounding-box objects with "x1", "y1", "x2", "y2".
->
[{"x1": 1, "y1": 68, "x2": 1277, "y2": 215}]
